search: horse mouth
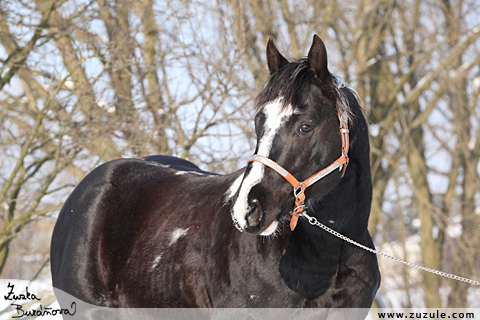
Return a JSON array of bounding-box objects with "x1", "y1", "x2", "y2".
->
[
  {"x1": 230, "y1": 195, "x2": 280, "y2": 234},
  {"x1": 245, "y1": 202, "x2": 282, "y2": 236},
  {"x1": 260, "y1": 220, "x2": 278, "y2": 236}
]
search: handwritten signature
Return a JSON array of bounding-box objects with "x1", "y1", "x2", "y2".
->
[{"x1": 5, "y1": 282, "x2": 76, "y2": 318}]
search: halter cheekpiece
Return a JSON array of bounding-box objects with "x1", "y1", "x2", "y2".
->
[{"x1": 247, "y1": 105, "x2": 350, "y2": 231}]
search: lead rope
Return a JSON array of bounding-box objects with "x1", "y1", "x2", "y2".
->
[{"x1": 300, "y1": 211, "x2": 480, "y2": 286}]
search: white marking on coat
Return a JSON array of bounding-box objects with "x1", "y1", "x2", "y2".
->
[
  {"x1": 169, "y1": 228, "x2": 189, "y2": 246},
  {"x1": 151, "y1": 254, "x2": 163, "y2": 269},
  {"x1": 175, "y1": 170, "x2": 207, "y2": 176},
  {"x1": 141, "y1": 160, "x2": 170, "y2": 168}
]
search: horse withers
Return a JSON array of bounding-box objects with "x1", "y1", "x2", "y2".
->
[{"x1": 50, "y1": 35, "x2": 380, "y2": 312}]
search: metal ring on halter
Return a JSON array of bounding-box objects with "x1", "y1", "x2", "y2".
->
[
  {"x1": 293, "y1": 183, "x2": 304, "y2": 199},
  {"x1": 293, "y1": 204, "x2": 305, "y2": 212}
]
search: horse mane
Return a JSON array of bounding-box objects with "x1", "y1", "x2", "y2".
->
[{"x1": 254, "y1": 57, "x2": 357, "y2": 123}]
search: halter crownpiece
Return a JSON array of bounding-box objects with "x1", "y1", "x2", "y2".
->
[{"x1": 247, "y1": 112, "x2": 349, "y2": 231}]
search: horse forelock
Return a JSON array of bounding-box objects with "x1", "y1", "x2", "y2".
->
[
  {"x1": 254, "y1": 59, "x2": 310, "y2": 113},
  {"x1": 254, "y1": 58, "x2": 356, "y2": 124}
]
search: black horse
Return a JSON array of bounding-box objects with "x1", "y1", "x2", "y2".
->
[{"x1": 51, "y1": 35, "x2": 380, "y2": 312}]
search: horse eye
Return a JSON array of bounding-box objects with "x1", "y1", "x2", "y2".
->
[{"x1": 299, "y1": 124, "x2": 312, "y2": 133}]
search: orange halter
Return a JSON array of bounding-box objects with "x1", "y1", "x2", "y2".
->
[{"x1": 247, "y1": 112, "x2": 349, "y2": 231}]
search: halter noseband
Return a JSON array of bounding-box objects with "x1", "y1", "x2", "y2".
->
[{"x1": 247, "y1": 112, "x2": 350, "y2": 231}]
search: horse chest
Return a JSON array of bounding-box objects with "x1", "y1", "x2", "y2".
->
[
  {"x1": 206, "y1": 237, "x2": 300, "y2": 307},
  {"x1": 114, "y1": 222, "x2": 292, "y2": 307}
]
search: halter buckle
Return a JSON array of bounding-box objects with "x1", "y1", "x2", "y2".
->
[{"x1": 293, "y1": 183, "x2": 304, "y2": 200}]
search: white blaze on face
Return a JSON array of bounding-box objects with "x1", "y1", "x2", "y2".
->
[{"x1": 231, "y1": 98, "x2": 294, "y2": 230}]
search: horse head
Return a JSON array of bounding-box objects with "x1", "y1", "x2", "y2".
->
[{"x1": 230, "y1": 35, "x2": 353, "y2": 235}]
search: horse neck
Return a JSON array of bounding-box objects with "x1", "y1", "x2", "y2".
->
[
  {"x1": 277, "y1": 152, "x2": 373, "y2": 299},
  {"x1": 308, "y1": 148, "x2": 372, "y2": 243}
]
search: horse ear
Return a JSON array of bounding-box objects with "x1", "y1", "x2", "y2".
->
[
  {"x1": 308, "y1": 34, "x2": 330, "y2": 80},
  {"x1": 266, "y1": 37, "x2": 289, "y2": 74}
]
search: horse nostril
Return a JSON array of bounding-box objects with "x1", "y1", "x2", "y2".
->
[{"x1": 246, "y1": 200, "x2": 263, "y2": 228}]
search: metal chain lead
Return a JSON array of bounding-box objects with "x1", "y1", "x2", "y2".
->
[{"x1": 301, "y1": 212, "x2": 480, "y2": 286}]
